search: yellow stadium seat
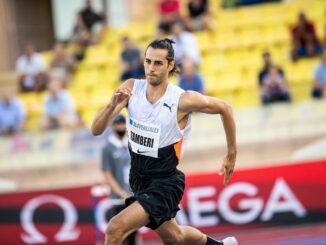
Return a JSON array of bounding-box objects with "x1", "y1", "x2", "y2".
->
[
  {"x1": 82, "y1": 109, "x2": 99, "y2": 127},
  {"x1": 41, "y1": 51, "x2": 53, "y2": 68},
  {"x1": 235, "y1": 88, "x2": 259, "y2": 107}
]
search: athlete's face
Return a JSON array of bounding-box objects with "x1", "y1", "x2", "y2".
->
[{"x1": 144, "y1": 47, "x2": 174, "y2": 86}]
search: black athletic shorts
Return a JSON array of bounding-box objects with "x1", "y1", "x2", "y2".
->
[{"x1": 126, "y1": 142, "x2": 185, "y2": 230}]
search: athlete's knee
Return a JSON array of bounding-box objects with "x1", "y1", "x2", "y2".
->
[
  {"x1": 161, "y1": 229, "x2": 184, "y2": 245},
  {"x1": 105, "y1": 216, "x2": 125, "y2": 242}
]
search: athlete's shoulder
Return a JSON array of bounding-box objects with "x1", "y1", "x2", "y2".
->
[
  {"x1": 120, "y1": 78, "x2": 135, "y2": 90},
  {"x1": 179, "y1": 90, "x2": 208, "y2": 112},
  {"x1": 169, "y1": 82, "x2": 185, "y2": 93},
  {"x1": 179, "y1": 90, "x2": 203, "y2": 101}
]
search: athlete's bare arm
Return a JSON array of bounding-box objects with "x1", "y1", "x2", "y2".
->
[
  {"x1": 91, "y1": 79, "x2": 134, "y2": 136},
  {"x1": 178, "y1": 91, "x2": 237, "y2": 185}
]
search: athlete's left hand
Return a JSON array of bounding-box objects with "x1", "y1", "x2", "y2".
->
[{"x1": 219, "y1": 152, "x2": 236, "y2": 185}]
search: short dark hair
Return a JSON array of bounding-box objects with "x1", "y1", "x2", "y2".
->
[
  {"x1": 121, "y1": 36, "x2": 129, "y2": 42},
  {"x1": 145, "y1": 38, "x2": 180, "y2": 76},
  {"x1": 263, "y1": 51, "x2": 270, "y2": 57},
  {"x1": 113, "y1": 114, "x2": 126, "y2": 124}
]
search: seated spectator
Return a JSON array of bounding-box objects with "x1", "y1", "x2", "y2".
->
[
  {"x1": 50, "y1": 43, "x2": 76, "y2": 83},
  {"x1": 40, "y1": 75, "x2": 78, "y2": 130},
  {"x1": 260, "y1": 66, "x2": 291, "y2": 105},
  {"x1": 258, "y1": 51, "x2": 284, "y2": 86},
  {"x1": 312, "y1": 49, "x2": 326, "y2": 99},
  {"x1": 171, "y1": 22, "x2": 201, "y2": 66},
  {"x1": 16, "y1": 43, "x2": 48, "y2": 93},
  {"x1": 72, "y1": 13, "x2": 93, "y2": 61},
  {"x1": 0, "y1": 90, "x2": 25, "y2": 136},
  {"x1": 179, "y1": 58, "x2": 204, "y2": 93},
  {"x1": 184, "y1": 0, "x2": 211, "y2": 32},
  {"x1": 158, "y1": 0, "x2": 181, "y2": 33},
  {"x1": 120, "y1": 36, "x2": 144, "y2": 81},
  {"x1": 79, "y1": 0, "x2": 104, "y2": 32},
  {"x1": 291, "y1": 12, "x2": 322, "y2": 61}
]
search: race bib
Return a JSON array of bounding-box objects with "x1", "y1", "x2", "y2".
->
[{"x1": 128, "y1": 117, "x2": 160, "y2": 158}]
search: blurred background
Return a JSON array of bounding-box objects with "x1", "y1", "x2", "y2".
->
[{"x1": 0, "y1": 0, "x2": 325, "y2": 244}]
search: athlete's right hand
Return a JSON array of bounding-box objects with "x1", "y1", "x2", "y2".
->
[
  {"x1": 219, "y1": 152, "x2": 236, "y2": 185},
  {"x1": 111, "y1": 87, "x2": 132, "y2": 107}
]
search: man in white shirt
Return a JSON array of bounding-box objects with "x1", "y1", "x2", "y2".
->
[
  {"x1": 171, "y1": 22, "x2": 201, "y2": 66},
  {"x1": 312, "y1": 49, "x2": 326, "y2": 98},
  {"x1": 16, "y1": 44, "x2": 47, "y2": 92},
  {"x1": 40, "y1": 75, "x2": 78, "y2": 130}
]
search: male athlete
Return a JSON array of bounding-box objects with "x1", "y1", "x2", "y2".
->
[{"x1": 92, "y1": 39, "x2": 237, "y2": 245}]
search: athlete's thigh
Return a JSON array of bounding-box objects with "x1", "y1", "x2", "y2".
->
[
  {"x1": 155, "y1": 218, "x2": 182, "y2": 240},
  {"x1": 111, "y1": 201, "x2": 150, "y2": 234}
]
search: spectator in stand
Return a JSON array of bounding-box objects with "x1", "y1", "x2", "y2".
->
[
  {"x1": 50, "y1": 43, "x2": 76, "y2": 84},
  {"x1": 40, "y1": 75, "x2": 78, "y2": 130},
  {"x1": 120, "y1": 36, "x2": 144, "y2": 81},
  {"x1": 179, "y1": 58, "x2": 204, "y2": 93},
  {"x1": 72, "y1": 13, "x2": 93, "y2": 62},
  {"x1": 171, "y1": 22, "x2": 201, "y2": 66},
  {"x1": 0, "y1": 90, "x2": 25, "y2": 136},
  {"x1": 158, "y1": 0, "x2": 181, "y2": 33},
  {"x1": 260, "y1": 65, "x2": 291, "y2": 105},
  {"x1": 312, "y1": 49, "x2": 326, "y2": 99},
  {"x1": 258, "y1": 51, "x2": 284, "y2": 86},
  {"x1": 79, "y1": 0, "x2": 104, "y2": 32},
  {"x1": 184, "y1": 0, "x2": 211, "y2": 32},
  {"x1": 291, "y1": 12, "x2": 322, "y2": 61},
  {"x1": 16, "y1": 43, "x2": 47, "y2": 93}
]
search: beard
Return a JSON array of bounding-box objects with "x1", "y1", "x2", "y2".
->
[{"x1": 146, "y1": 74, "x2": 164, "y2": 86}]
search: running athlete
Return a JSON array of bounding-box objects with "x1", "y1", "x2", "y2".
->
[{"x1": 92, "y1": 39, "x2": 237, "y2": 245}]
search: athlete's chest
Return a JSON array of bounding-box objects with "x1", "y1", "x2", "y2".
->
[
  {"x1": 129, "y1": 97, "x2": 177, "y2": 127},
  {"x1": 127, "y1": 96, "x2": 178, "y2": 157}
]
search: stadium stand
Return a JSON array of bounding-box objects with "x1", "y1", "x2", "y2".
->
[{"x1": 8, "y1": 0, "x2": 324, "y2": 131}]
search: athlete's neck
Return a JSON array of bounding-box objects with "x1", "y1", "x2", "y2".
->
[{"x1": 146, "y1": 80, "x2": 169, "y2": 104}]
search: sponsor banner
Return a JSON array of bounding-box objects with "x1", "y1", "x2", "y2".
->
[
  {"x1": 0, "y1": 160, "x2": 325, "y2": 244},
  {"x1": 0, "y1": 186, "x2": 95, "y2": 245}
]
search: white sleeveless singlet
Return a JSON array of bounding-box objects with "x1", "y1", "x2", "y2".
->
[{"x1": 127, "y1": 79, "x2": 191, "y2": 158}]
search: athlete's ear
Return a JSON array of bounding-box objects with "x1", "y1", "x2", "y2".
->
[{"x1": 168, "y1": 60, "x2": 175, "y2": 72}]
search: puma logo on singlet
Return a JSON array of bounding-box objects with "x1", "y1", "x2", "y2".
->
[{"x1": 163, "y1": 103, "x2": 174, "y2": 112}]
